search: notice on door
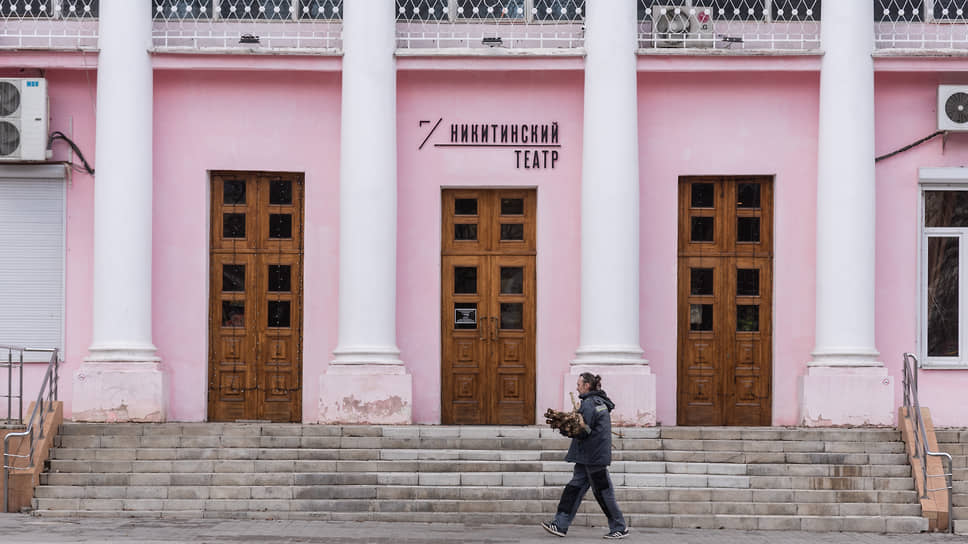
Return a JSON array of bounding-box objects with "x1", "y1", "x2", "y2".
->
[{"x1": 455, "y1": 308, "x2": 477, "y2": 326}]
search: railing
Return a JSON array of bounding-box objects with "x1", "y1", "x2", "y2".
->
[
  {"x1": 2, "y1": 346, "x2": 59, "y2": 513},
  {"x1": 0, "y1": 0, "x2": 98, "y2": 50},
  {"x1": 876, "y1": 1, "x2": 968, "y2": 51},
  {"x1": 902, "y1": 352, "x2": 953, "y2": 533},
  {"x1": 636, "y1": 1, "x2": 820, "y2": 52},
  {"x1": 1, "y1": 346, "x2": 26, "y2": 425},
  {"x1": 152, "y1": 0, "x2": 342, "y2": 52},
  {"x1": 395, "y1": 0, "x2": 585, "y2": 50}
]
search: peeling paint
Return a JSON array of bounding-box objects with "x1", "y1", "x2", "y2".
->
[{"x1": 339, "y1": 395, "x2": 408, "y2": 422}]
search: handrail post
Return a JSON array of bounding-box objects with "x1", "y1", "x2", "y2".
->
[
  {"x1": 18, "y1": 349, "x2": 23, "y2": 423},
  {"x1": 6, "y1": 348, "x2": 11, "y2": 424},
  {"x1": 2, "y1": 439, "x2": 8, "y2": 513}
]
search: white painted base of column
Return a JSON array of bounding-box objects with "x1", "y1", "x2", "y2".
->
[
  {"x1": 319, "y1": 364, "x2": 412, "y2": 424},
  {"x1": 72, "y1": 361, "x2": 167, "y2": 422},
  {"x1": 799, "y1": 365, "x2": 894, "y2": 426},
  {"x1": 565, "y1": 364, "x2": 656, "y2": 427}
]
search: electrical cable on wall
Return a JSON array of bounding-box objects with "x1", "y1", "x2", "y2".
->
[
  {"x1": 47, "y1": 131, "x2": 94, "y2": 175},
  {"x1": 875, "y1": 130, "x2": 945, "y2": 163}
]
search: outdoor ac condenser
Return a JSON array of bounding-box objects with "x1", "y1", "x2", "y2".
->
[
  {"x1": 651, "y1": 3, "x2": 714, "y2": 48},
  {"x1": 0, "y1": 78, "x2": 49, "y2": 161}
]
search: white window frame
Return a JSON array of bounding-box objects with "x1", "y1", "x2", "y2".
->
[
  {"x1": 0, "y1": 164, "x2": 67, "y2": 362},
  {"x1": 918, "y1": 168, "x2": 968, "y2": 369}
]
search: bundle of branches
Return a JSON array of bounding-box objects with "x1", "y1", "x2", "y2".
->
[{"x1": 544, "y1": 393, "x2": 587, "y2": 438}]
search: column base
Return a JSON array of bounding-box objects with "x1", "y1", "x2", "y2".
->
[
  {"x1": 72, "y1": 361, "x2": 167, "y2": 422},
  {"x1": 565, "y1": 364, "x2": 656, "y2": 426},
  {"x1": 319, "y1": 363, "x2": 412, "y2": 424},
  {"x1": 800, "y1": 365, "x2": 894, "y2": 426}
]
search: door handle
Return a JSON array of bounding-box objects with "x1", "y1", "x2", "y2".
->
[
  {"x1": 490, "y1": 316, "x2": 498, "y2": 342},
  {"x1": 479, "y1": 315, "x2": 486, "y2": 342}
]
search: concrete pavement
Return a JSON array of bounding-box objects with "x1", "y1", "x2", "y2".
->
[{"x1": 0, "y1": 515, "x2": 965, "y2": 543}]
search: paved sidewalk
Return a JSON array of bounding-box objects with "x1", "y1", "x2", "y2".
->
[{"x1": 0, "y1": 515, "x2": 965, "y2": 544}]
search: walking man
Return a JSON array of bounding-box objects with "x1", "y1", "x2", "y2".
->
[{"x1": 542, "y1": 372, "x2": 629, "y2": 539}]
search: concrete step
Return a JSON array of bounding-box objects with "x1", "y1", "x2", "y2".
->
[{"x1": 25, "y1": 508, "x2": 929, "y2": 533}]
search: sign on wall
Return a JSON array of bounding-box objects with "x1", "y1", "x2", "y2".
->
[{"x1": 419, "y1": 118, "x2": 560, "y2": 170}]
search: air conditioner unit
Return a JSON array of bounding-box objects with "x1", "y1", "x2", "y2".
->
[
  {"x1": 939, "y1": 85, "x2": 968, "y2": 132},
  {"x1": 651, "y1": 4, "x2": 714, "y2": 48},
  {"x1": 0, "y1": 78, "x2": 48, "y2": 161}
]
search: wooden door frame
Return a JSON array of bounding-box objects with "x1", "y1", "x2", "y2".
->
[
  {"x1": 440, "y1": 189, "x2": 537, "y2": 425},
  {"x1": 208, "y1": 171, "x2": 305, "y2": 423},
  {"x1": 676, "y1": 176, "x2": 774, "y2": 426}
]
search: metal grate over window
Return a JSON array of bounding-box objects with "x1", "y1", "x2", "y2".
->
[
  {"x1": 0, "y1": 0, "x2": 98, "y2": 49},
  {"x1": 396, "y1": 0, "x2": 585, "y2": 49}
]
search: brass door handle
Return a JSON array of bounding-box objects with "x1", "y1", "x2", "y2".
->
[
  {"x1": 479, "y1": 315, "x2": 486, "y2": 341},
  {"x1": 490, "y1": 316, "x2": 498, "y2": 342}
]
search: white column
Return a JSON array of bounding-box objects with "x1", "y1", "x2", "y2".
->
[
  {"x1": 569, "y1": 0, "x2": 655, "y2": 426},
  {"x1": 74, "y1": 0, "x2": 166, "y2": 422},
  {"x1": 319, "y1": 0, "x2": 411, "y2": 424},
  {"x1": 800, "y1": 0, "x2": 893, "y2": 426}
]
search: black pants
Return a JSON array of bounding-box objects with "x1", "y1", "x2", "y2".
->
[{"x1": 552, "y1": 463, "x2": 626, "y2": 533}]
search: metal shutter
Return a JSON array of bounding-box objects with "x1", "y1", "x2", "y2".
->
[{"x1": 0, "y1": 165, "x2": 65, "y2": 361}]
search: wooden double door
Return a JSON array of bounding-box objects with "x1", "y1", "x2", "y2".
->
[
  {"x1": 677, "y1": 177, "x2": 773, "y2": 426},
  {"x1": 209, "y1": 172, "x2": 303, "y2": 422},
  {"x1": 441, "y1": 189, "x2": 536, "y2": 425}
]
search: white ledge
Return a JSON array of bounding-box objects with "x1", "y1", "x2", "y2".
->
[
  {"x1": 636, "y1": 48, "x2": 822, "y2": 56},
  {"x1": 395, "y1": 47, "x2": 585, "y2": 57}
]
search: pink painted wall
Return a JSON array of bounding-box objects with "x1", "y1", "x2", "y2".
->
[
  {"x1": 638, "y1": 71, "x2": 820, "y2": 426},
  {"x1": 151, "y1": 70, "x2": 340, "y2": 421},
  {"x1": 397, "y1": 70, "x2": 583, "y2": 424},
  {"x1": 875, "y1": 71, "x2": 968, "y2": 427}
]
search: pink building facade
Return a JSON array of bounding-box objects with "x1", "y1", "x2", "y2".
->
[{"x1": 2, "y1": 1, "x2": 968, "y2": 427}]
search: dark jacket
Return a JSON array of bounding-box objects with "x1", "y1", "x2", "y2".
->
[{"x1": 564, "y1": 390, "x2": 615, "y2": 466}]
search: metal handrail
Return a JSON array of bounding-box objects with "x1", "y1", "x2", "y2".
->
[
  {"x1": 0, "y1": 345, "x2": 25, "y2": 425},
  {"x1": 2, "y1": 347, "x2": 59, "y2": 513},
  {"x1": 902, "y1": 352, "x2": 953, "y2": 533}
]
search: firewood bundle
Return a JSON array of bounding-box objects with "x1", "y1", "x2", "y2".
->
[{"x1": 544, "y1": 393, "x2": 587, "y2": 438}]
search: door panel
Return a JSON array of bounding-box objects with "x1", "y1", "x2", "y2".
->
[
  {"x1": 442, "y1": 190, "x2": 536, "y2": 425},
  {"x1": 677, "y1": 177, "x2": 773, "y2": 426},
  {"x1": 210, "y1": 172, "x2": 304, "y2": 422}
]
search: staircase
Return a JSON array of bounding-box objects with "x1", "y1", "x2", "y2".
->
[
  {"x1": 936, "y1": 428, "x2": 968, "y2": 534},
  {"x1": 31, "y1": 423, "x2": 927, "y2": 532}
]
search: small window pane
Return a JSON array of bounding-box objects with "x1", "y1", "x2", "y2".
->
[
  {"x1": 221, "y1": 0, "x2": 291, "y2": 20},
  {"x1": 269, "y1": 214, "x2": 292, "y2": 239},
  {"x1": 457, "y1": 0, "x2": 526, "y2": 19},
  {"x1": 501, "y1": 267, "x2": 523, "y2": 294},
  {"x1": 874, "y1": 0, "x2": 922, "y2": 22},
  {"x1": 222, "y1": 301, "x2": 244, "y2": 327},
  {"x1": 737, "y1": 305, "x2": 759, "y2": 332},
  {"x1": 690, "y1": 268, "x2": 713, "y2": 296},
  {"x1": 222, "y1": 264, "x2": 245, "y2": 292},
  {"x1": 737, "y1": 269, "x2": 759, "y2": 296},
  {"x1": 690, "y1": 304, "x2": 713, "y2": 331},
  {"x1": 928, "y1": 237, "x2": 959, "y2": 357},
  {"x1": 223, "y1": 180, "x2": 245, "y2": 205},
  {"x1": 268, "y1": 265, "x2": 291, "y2": 292},
  {"x1": 153, "y1": 0, "x2": 214, "y2": 19},
  {"x1": 709, "y1": 0, "x2": 764, "y2": 21},
  {"x1": 223, "y1": 213, "x2": 246, "y2": 238},
  {"x1": 396, "y1": 0, "x2": 447, "y2": 20},
  {"x1": 455, "y1": 303, "x2": 477, "y2": 330},
  {"x1": 454, "y1": 267, "x2": 477, "y2": 294},
  {"x1": 934, "y1": 0, "x2": 968, "y2": 20},
  {"x1": 534, "y1": 0, "x2": 584, "y2": 21},
  {"x1": 501, "y1": 303, "x2": 523, "y2": 329},
  {"x1": 455, "y1": 199, "x2": 478, "y2": 215},
  {"x1": 771, "y1": 0, "x2": 820, "y2": 21},
  {"x1": 302, "y1": 0, "x2": 342, "y2": 19},
  {"x1": 61, "y1": 0, "x2": 99, "y2": 18},
  {"x1": 691, "y1": 217, "x2": 714, "y2": 242},
  {"x1": 501, "y1": 198, "x2": 525, "y2": 215},
  {"x1": 737, "y1": 183, "x2": 761, "y2": 208},
  {"x1": 268, "y1": 301, "x2": 291, "y2": 328},
  {"x1": 691, "y1": 183, "x2": 714, "y2": 208},
  {"x1": 737, "y1": 217, "x2": 760, "y2": 243},
  {"x1": 925, "y1": 191, "x2": 968, "y2": 228},
  {"x1": 269, "y1": 179, "x2": 293, "y2": 205},
  {"x1": 455, "y1": 224, "x2": 478, "y2": 241},
  {"x1": 501, "y1": 224, "x2": 524, "y2": 241}
]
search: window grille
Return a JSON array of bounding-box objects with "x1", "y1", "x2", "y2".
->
[
  {"x1": 637, "y1": 1, "x2": 820, "y2": 51},
  {"x1": 876, "y1": 1, "x2": 968, "y2": 50},
  {"x1": 152, "y1": 0, "x2": 342, "y2": 51},
  {"x1": 0, "y1": 0, "x2": 98, "y2": 49},
  {"x1": 396, "y1": 0, "x2": 585, "y2": 50}
]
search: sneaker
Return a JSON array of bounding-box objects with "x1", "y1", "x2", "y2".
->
[
  {"x1": 541, "y1": 520, "x2": 566, "y2": 537},
  {"x1": 603, "y1": 528, "x2": 630, "y2": 539}
]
